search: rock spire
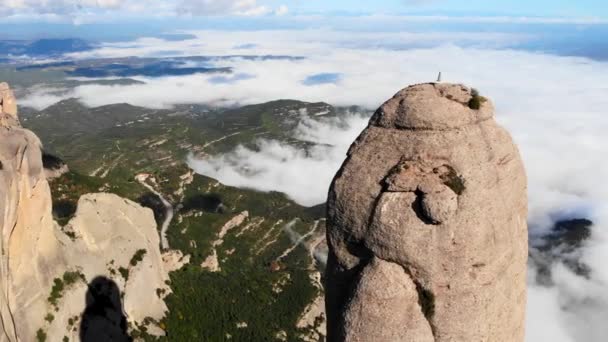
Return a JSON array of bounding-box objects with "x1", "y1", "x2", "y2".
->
[
  {"x1": 0, "y1": 82, "x2": 171, "y2": 340},
  {"x1": 325, "y1": 83, "x2": 528, "y2": 341}
]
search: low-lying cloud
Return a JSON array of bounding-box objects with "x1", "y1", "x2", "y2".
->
[
  {"x1": 188, "y1": 112, "x2": 369, "y2": 206},
  {"x1": 21, "y1": 30, "x2": 531, "y2": 110},
  {"x1": 170, "y1": 33, "x2": 608, "y2": 342},
  {"x1": 65, "y1": 29, "x2": 527, "y2": 60},
  {"x1": 176, "y1": 0, "x2": 273, "y2": 16}
]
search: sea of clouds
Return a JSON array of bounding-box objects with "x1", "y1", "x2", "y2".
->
[
  {"x1": 188, "y1": 112, "x2": 370, "y2": 206},
  {"x1": 20, "y1": 28, "x2": 608, "y2": 341}
]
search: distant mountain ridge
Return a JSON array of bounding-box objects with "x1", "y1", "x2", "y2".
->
[{"x1": 0, "y1": 38, "x2": 93, "y2": 58}]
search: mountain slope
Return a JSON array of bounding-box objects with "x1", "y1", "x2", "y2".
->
[{"x1": 23, "y1": 99, "x2": 337, "y2": 341}]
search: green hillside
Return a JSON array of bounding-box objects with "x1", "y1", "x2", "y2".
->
[{"x1": 23, "y1": 99, "x2": 346, "y2": 341}]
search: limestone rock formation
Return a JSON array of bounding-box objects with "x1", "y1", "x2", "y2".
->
[
  {"x1": 162, "y1": 250, "x2": 191, "y2": 273},
  {"x1": 1, "y1": 84, "x2": 57, "y2": 342},
  {"x1": 325, "y1": 83, "x2": 528, "y2": 341},
  {"x1": 44, "y1": 193, "x2": 171, "y2": 340},
  {"x1": 0, "y1": 83, "x2": 17, "y2": 119},
  {"x1": 0, "y1": 83, "x2": 170, "y2": 341}
]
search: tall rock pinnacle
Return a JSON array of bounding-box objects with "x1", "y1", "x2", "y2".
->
[
  {"x1": 0, "y1": 82, "x2": 171, "y2": 340},
  {"x1": 0, "y1": 83, "x2": 19, "y2": 128},
  {"x1": 325, "y1": 83, "x2": 528, "y2": 341}
]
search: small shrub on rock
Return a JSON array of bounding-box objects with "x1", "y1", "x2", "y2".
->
[{"x1": 468, "y1": 88, "x2": 487, "y2": 110}]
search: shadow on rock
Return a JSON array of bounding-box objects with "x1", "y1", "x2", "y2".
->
[{"x1": 80, "y1": 276, "x2": 132, "y2": 342}]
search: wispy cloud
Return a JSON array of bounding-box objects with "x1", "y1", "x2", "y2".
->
[
  {"x1": 0, "y1": 0, "x2": 146, "y2": 16},
  {"x1": 188, "y1": 112, "x2": 369, "y2": 206},
  {"x1": 1, "y1": 1, "x2": 605, "y2": 26},
  {"x1": 0, "y1": 0, "x2": 287, "y2": 19},
  {"x1": 176, "y1": 0, "x2": 273, "y2": 16}
]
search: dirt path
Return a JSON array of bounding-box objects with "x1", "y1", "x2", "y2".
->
[
  {"x1": 137, "y1": 179, "x2": 173, "y2": 250},
  {"x1": 203, "y1": 132, "x2": 241, "y2": 149},
  {"x1": 277, "y1": 221, "x2": 319, "y2": 261}
]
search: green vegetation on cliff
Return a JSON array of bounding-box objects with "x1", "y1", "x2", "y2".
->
[{"x1": 24, "y1": 99, "x2": 338, "y2": 341}]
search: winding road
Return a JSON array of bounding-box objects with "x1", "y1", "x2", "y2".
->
[{"x1": 137, "y1": 179, "x2": 173, "y2": 250}]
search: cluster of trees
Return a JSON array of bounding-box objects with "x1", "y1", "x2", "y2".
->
[{"x1": 156, "y1": 175, "x2": 322, "y2": 341}]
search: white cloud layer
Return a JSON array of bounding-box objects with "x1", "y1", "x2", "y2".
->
[
  {"x1": 188, "y1": 112, "x2": 369, "y2": 206},
  {"x1": 176, "y1": 0, "x2": 270, "y2": 16},
  {"x1": 19, "y1": 28, "x2": 608, "y2": 341},
  {"x1": 65, "y1": 29, "x2": 528, "y2": 60},
  {"x1": 22, "y1": 30, "x2": 528, "y2": 110},
  {"x1": 0, "y1": 0, "x2": 284, "y2": 17},
  {"x1": 0, "y1": 0, "x2": 143, "y2": 15}
]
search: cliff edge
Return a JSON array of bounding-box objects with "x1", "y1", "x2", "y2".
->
[
  {"x1": 325, "y1": 83, "x2": 528, "y2": 341},
  {"x1": 0, "y1": 83, "x2": 170, "y2": 340}
]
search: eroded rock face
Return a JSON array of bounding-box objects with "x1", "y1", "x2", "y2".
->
[
  {"x1": 42, "y1": 193, "x2": 170, "y2": 340},
  {"x1": 0, "y1": 83, "x2": 19, "y2": 128},
  {"x1": 0, "y1": 83, "x2": 170, "y2": 341},
  {"x1": 0, "y1": 83, "x2": 17, "y2": 119},
  {"x1": 325, "y1": 83, "x2": 528, "y2": 342},
  {"x1": 0, "y1": 85, "x2": 60, "y2": 342}
]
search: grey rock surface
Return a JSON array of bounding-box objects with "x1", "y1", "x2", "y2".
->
[{"x1": 325, "y1": 83, "x2": 528, "y2": 342}]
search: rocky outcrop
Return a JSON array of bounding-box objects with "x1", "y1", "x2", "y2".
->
[
  {"x1": 0, "y1": 83, "x2": 17, "y2": 119},
  {"x1": 162, "y1": 250, "x2": 191, "y2": 273},
  {"x1": 325, "y1": 83, "x2": 528, "y2": 341},
  {"x1": 201, "y1": 211, "x2": 249, "y2": 272},
  {"x1": 45, "y1": 193, "x2": 170, "y2": 339},
  {"x1": 0, "y1": 82, "x2": 56, "y2": 341},
  {"x1": 0, "y1": 83, "x2": 170, "y2": 341}
]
